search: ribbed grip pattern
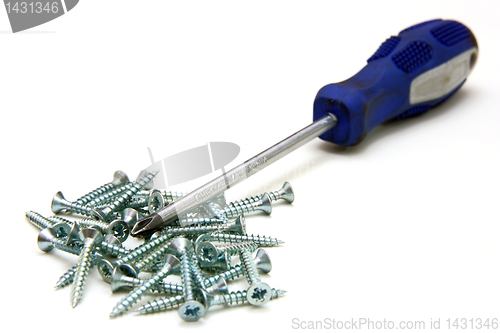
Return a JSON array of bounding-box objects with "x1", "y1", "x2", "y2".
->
[{"x1": 431, "y1": 21, "x2": 471, "y2": 46}]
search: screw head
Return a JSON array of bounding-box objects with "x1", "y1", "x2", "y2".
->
[
  {"x1": 37, "y1": 228, "x2": 57, "y2": 252},
  {"x1": 51, "y1": 222, "x2": 71, "y2": 240},
  {"x1": 78, "y1": 228, "x2": 103, "y2": 244},
  {"x1": 168, "y1": 237, "x2": 194, "y2": 256},
  {"x1": 111, "y1": 264, "x2": 138, "y2": 292},
  {"x1": 232, "y1": 215, "x2": 246, "y2": 234},
  {"x1": 194, "y1": 234, "x2": 212, "y2": 249},
  {"x1": 97, "y1": 258, "x2": 117, "y2": 284},
  {"x1": 107, "y1": 219, "x2": 130, "y2": 243},
  {"x1": 254, "y1": 248, "x2": 272, "y2": 273},
  {"x1": 280, "y1": 181, "x2": 294, "y2": 203},
  {"x1": 120, "y1": 208, "x2": 140, "y2": 229},
  {"x1": 178, "y1": 300, "x2": 206, "y2": 322},
  {"x1": 259, "y1": 193, "x2": 272, "y2": 215},
  {"x1": 111, "y1": 170, "x2": 129, "y2": 186},
  {"x1": 246, "y1": 282, "x2": 272, "y2": 306},
  {"x1": 196, "y1": 241, "x2": 218, "y2": 266},
  {"x1": 148, "y1": 189, "x2": 165, "y2": 214},
  {"x1": 51, "y1": 191, "x2": 67, "y2": 214},
  {"x1": 206, "y1": 276, "x2": 228, "y2": 295},
  {"x1": 163, "y1": 253, "x2": 182, "y2": 274}
]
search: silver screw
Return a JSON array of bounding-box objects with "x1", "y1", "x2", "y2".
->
[
  {"x1": 196, "y1": 241, "x2": 257, "y2": 266},
  {"x1": 51, "y1": 191, "x2": 105, "y2": 220},
  {"x1": 239, "y1": 248, "x2": 272, "y2": 306},
  {"x1": 177, "y1": 217, "x2": 224, "y2": 228},
  {"x1": 242, "y1": 182, "x2": 294, "y2": 205},
  {"x1": 136, "y1": 288, "x2": 286, "y2": 315},
  {"x1": 223, "y1": 192, "x2": 272, "y2": 218},
  {"x1": 207, "y1": 232, "x2": 284, "y2": 247},
  {"x1": 77, "y1": 218, "x2": 130, "y2": 243},
  {"x1": 70, "y1": 228, "x2": 103, "y2": 308},
  {"x1": 109, "y1": 254, "x2": 180, "y2": 318},
  {"x1": 168, "y1": 237, "x2": 206, "y2": 322},
  {"x1": 94, "y1": 170, "x2": 159, "y2": 222},
  {"x1": 75, "y1": 170, "x2": 130, "y2": 205},
  {"x1": 163, "y1": 215, "x2": 245, "y2": 237}
]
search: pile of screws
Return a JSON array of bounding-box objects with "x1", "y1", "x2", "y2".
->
[{"x1": 26, "y1": 170, "x2": 292, "y2": 321}]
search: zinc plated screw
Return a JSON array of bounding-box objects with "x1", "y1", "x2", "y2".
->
[
  {"x1": 97, "y1": 232, "x2": 172, "y2": 283},
  {"x1": 242, "y1": 182, "x2": 295, "y2": 205},
  {"x1": 148, "y1": 189, "x2": 166, "y2": 214},
  {"x1": 223, "y1": 192, "x2": 273, "y2": 218},
  {"x1": 137, "y1": 288, "x2": 286, "y2": 315},
  {"x1": 111, "y1": 264, "x2": 227, "y2": 295},
  {"x1": 239, "y1": 248, "x2": 273, "y2": 306},
  {"x1": 51, "y1": 192, "x2": 106, "y2": 220},
  {"x1": 75, "y1": 170, "x2": 130, "y2": 205},
  {"x1": 25, "y1": 211, "x2": 57, "y2": 230},
  {"x1": 94, "y1": 171, "x2": 159, "y2": 222},
  {"x1": 163, "y1": 215, "x2": 246, "y2": 237},
  {"x1": 109, "y1": 254, "x2": 181, "y2": 318},
  {"x1": 70, "y1": 228, "x2": 103, "y2": 308},
  {"x1": 77, "y1": 218, "x2": 130, "y2": 243},
  {"x1": 84, "y1": 183, "x2": 133, "y2": 207},
  {"x1": 168, "y1": 237, "x2": 206, "y2": 322},
  {"x1": 177, "y1": 217, "x2": 224, "y2": 228},
  {"x1": 196, "y1": 241, "x2": 258, "y2": 266},
  {"x1": 208, "y1": 232, "x2": 284, "y2": 247},
  {"x1": 37, "y1": 225, "x2": 79, "y2": 254}
]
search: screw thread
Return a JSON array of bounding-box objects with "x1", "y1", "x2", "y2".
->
[
  {"x1": 214, "y1": 289, "x2": 285, "y2": 306},
  {"x1": 98, "y1": 241, "x2": 129, "y2": 257},
  {"x1": 51, "y1": 238, "x2": 82, "y2": 255},
  {"x1": 240, "y1": 249, "x2": 260, "y2": 285},
  {"x1": 106, "y1": 171, "x2": 158, "y2": 213},
  {"x1": 217, "y1": 241, "x2": 258, "y2": 257},
  {"x1": 223, "y1": 201, "x2": 255, "y2": 218},
  {"x1": 137, "y1": 295, "x2": 184, "y2": 314},
  {"x1": 116, "y1": 233, "x2": 170, "y2": 266},
  {"x1": 125, "y1": 276, "x2": 183, "y2": 295},
  {"x1": 164, "y1": 223, "x2": 234, "y2": 236},
  {"x1": 78, "y1": 218, "x2": 110, "y2": 230},
  {"x1": 109, "y1": 258, "x2": 175, "y2": 317},
  {"x1": 180, "y1": 252, "x2": 196, "y2": 302},
  {"x1": 62, "y1": 199, "x2": 98, "y2": 218},
  {"x1": 70, "y1": 242, "x2": 96, "y2": 307},
  {"x1": 55, "y1": 263, "x2": 77, "y2": 289},
  {"x1": 209, "y1": 233, "x2": 284, "y2": 247},
  {"x1": 133, "y1": 244, "x2": 168, "y2": 272},
  {"x1": 76, "y1": 183, "x2": 116, "y2": 205},
  {"x1": 206, "y1": 202, "x2": 230, "y2": 223},
  {"x1": 85, "y1": 184, "x2": 131, "y2": 207},
  {"x1": 178, "y1": 217, "x2": 224, "y2": 227},
  {"x1": 134, "y1": 190, "x2": 185, "y2": 202},
  {"x1": 25, "y1": 211, "x2": 54, "y2": 230},
  {"x1": 204, "y1": 264, "x2": 245, "y2": 287},
  {"x1": 190, "y1": 254, "x2": 207, "y2": 289}
]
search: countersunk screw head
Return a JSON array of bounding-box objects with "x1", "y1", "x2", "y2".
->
[
  {"x1": 78, "y1": 228, "x2": 104, "y2": 244},
  {"x1": 178, "y1": 288, "x2": 206, "y2": 322},
  {"x1": 37, "y1": 223, "x2": 72, "y2": 252},
  {"x1": 254, "y1": 248, "x2": 272, "y2": 273},
  {"x1": 107, "y1": 219, "x2": 130, "y2": 243},
  {"x1": 97, "y1": 258, "x2": 117, "y2": 284},
  {"x1": 246, "y1": 281, "x2": 272, "y2": 306},
  {"x1": 111, "y1": 170, "x2": 129, "y2": 186},
  {"x1": 279, "y1": 181, "x2": 294, "y2": 204},
  {"x1": 120, "y1": 208, "x2": 140, "y2": 229},
  {"x1": 206, "y1": 276, "x2": 228, "y2": 295},
  {"x1": 196, "y1": 241, "x2": 218, "y2": 266},
  {"x1": 232, "y1": 215, "x2": 246, "y2": 234},
  {"x1": 168, "y1": 237, "x2": 194, "y2": 256},
  {"x1": 260, "y1": 193, "x2": 272, "y2": 215},
  {"x1": 110, "y1": 264, "x2": 137, "y2": 292},
  {"x1": 51, "y1": 191, "x2": 67, "y2": 214}
]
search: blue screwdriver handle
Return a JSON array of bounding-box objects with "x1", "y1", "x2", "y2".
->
[{"x1": 313, "y1": 19, "x2": 478, "y2": 146}]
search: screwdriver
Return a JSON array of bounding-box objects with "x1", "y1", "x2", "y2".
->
[{"x1": 131, "y1": 19, "x2": 478, "y2": 238}]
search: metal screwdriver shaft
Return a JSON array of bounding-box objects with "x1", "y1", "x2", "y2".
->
[{"x1": 131, "y1": 113, "x2": 337, "y2": 237}]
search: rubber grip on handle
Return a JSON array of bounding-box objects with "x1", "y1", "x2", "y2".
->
[{"x1": 313, "y1": 19, "x2": 478, "y2": 146}]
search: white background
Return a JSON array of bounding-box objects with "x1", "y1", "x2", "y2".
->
[{"x1": 1, "y1": 0, "x2": 499, "y2": 332}]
